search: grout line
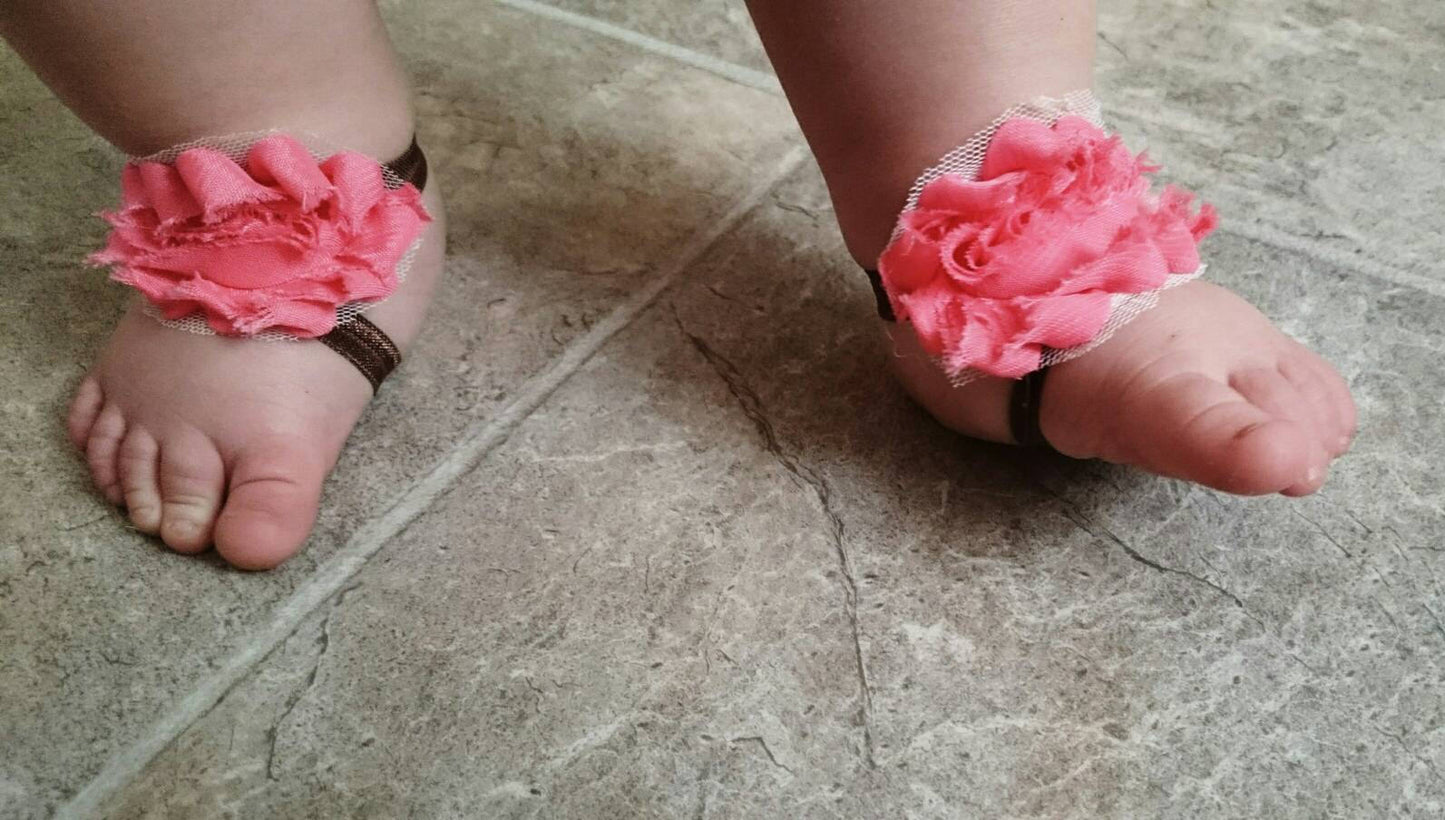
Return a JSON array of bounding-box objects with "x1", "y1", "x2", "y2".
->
[
  {"x1": 57, "y1": 144, "x2": 809, "y2": 820},
  {"x1": 495, "y1": 0, "x2": 1443, "y2": 301},
  {"x1": 492, "y1": 0, "x2": 781, "y2": 94}
]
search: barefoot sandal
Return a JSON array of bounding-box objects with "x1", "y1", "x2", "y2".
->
[
  {"x1": 863, "y1": 90, "x2": 1217, "y2": 448},
  {"x1": 90, "y1": 132, "x2": 433, "y2": 393}
]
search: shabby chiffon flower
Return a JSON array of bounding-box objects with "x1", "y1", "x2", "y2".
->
[
  {"x1": 90, "y1": 134, "x2": 431, "y2": 338},
  {"x1": 878, "y1": 115, "x2": 1217, "y2": 378}
]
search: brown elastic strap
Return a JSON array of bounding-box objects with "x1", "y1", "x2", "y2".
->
[
  {"x1": 317, "y1": 136, "x2": 428, "y2": 393},
  {"x1": 382, "y1": 135, "x2": 428, "y2": 192},
  {"x1": 865, "y1": 267, "x2": 1053, "y2": 450},
  {"x1": 862, "y1": 269, "x2": 895, "y2": 321},
  {"x1": 318, "y1": 314, "x2": 403, "y2": 394},
  {"x1": 1009, "y1": 364, "x2": 1055, "y2": 450}
]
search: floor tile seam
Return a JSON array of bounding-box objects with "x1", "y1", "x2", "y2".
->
[{"x1": 492, "y1": 0, "x2": 781, "y2": 93}]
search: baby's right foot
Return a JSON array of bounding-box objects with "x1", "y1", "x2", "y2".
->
[
  {"x1": 68, "y1": 179, "x2": 445, "y2": 570},
  {"x1": 4, "y1": 0, "x2": 438, "y2": 569},
  {"x1": 890, "y1": 280, "x2": 1356, "y2": 496}
]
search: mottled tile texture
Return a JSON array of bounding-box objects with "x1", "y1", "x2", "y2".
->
[
  {"x1": 1098, "y1": 0, "x2": 1445, "y2": 283},
  {"x1": 3, "y1": 1, "x2": 1443, "y2": 819}
]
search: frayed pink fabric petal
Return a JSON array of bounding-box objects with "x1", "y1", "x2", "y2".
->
[
  {"x1": 247, "y1": 135, "x2": 335, "y2": 213},
  {"x1": 319, "y1": 151, "x2": 386, "y2": 225},
  {"x1": 878, "y1": 113, "x2": 1216, "y2": 379},
  {"x1": 977, "y1": 117, "x2": 1073, "y2": 179},
  {"x1": 175, "y1": 148, "x2": 287, "y2": 221},
  {"x1": 949, "y1": 298, "x2": 1039, "y2": 377},
  {"x1": 91, "y1": 136, "x2": 430, "y2": 338},
  {"x1": 917, "y1": 172, "x2": 1022, "y2": 214},
  {"x1": 134, "y1": 162, "x2": 205, "y2": 224},
  {"x1": 878, "y1": 229, "x2": 942, "y2": 296},
  {"x1": 1023, "y1": 292, "x2": 1114, "y2": 349},
  {"x1": 895, "y1": 279, "x2": 958, "y2": 357}
]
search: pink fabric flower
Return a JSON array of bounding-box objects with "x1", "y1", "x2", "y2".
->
[
  {"x1": 878, "y1": 115, "x2": 1217, "y2": 378},
  {"x1": 91, "y1": 135, "x2": 431, "y2": 338}
]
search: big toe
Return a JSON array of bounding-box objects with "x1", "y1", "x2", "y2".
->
[
  {"x1": 1116, "y1": 371, "x2": 1324, "y2": 496},
  {"x1": 213, "y1": 440, "x2": 327, "y2": 571}
]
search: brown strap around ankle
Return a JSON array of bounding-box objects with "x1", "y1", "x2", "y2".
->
[
  {"x1": 382, "y1": 136, "x2": 428, "y2": 192},
  {"x1": 863, "y1": 267, "x2": 1055, "y2": 451},
  {"x1": 1008, "y1": 365, "x2": 1053, "y2": 449},
  {"x1": 319, "y1": 314, "x2": 403, "y2": 393},
  {"x1": 318, "y1": 136, "x2": 428, "y2": 393},
  {"x1": 862, "y1": 269, "x2": 895, "y2": 321}
]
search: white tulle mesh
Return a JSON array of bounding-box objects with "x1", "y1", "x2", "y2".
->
[
  {"x1": 129, "y1": 130, "x2": 422, "y2": 342},
  {"x1": 894, "y1": 90, "x2": 1206, "y2": 386}
]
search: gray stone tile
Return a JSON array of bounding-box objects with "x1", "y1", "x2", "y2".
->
[
  {"x1": 108, "y1": 155, "x2": 1444, "y2": 817},
  {"x1": 544, "y1": 0, "x2": 771, "y2": 73},
  {"x1": 1097, "y1": 0, "x2": 1445, "y2": 283},
  {"x1": 0, "y1": 2, "x2": 796, "y2": 815}
]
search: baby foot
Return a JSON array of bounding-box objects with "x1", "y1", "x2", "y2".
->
[
  {"x1": 66, "y1": 185, "x2": 445, "y2": 570},
  {"x1": 889, "y1": 281, "x2": 1356, "y2": 496}
]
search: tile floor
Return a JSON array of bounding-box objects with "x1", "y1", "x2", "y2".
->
[{"x1": 2, "y1": 1, "x2": 1442, "y2": 817}]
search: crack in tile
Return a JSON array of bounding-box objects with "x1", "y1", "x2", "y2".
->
[
  {"x1": 1056, "y1": 499, "x2": 1250, "y2": 612},
  {"x1": 1369, "y1": 596, "x2": 1402, "y2": 632},
  {"x1": 728, "y1": 735, "x2": 795, "y2": 775},
  {"x1": 1098, "y1": 31, "x2": 1131, "y2": 62},
  {"x1": 1291, "y1": 508, "x2": 1354, "y2": 558},
  {"x1": 1420, "y1": 603, "x2": 1445, "y2": 645},
  {"x1": 1374, "y1": 725, "x2": 1444, "y2": 785},
  {"x1": 265, "y1": 583, "x2": 360, "y2": 782},
  {"x1": 1037, "y1": 485, "x2": 1350, "y2": 677},
  {"x1": 522, "y1": 676, "x2": 546, "y2": 716},
  {"x1": 675, "y1": 315, "x2": 877, "y2": 769}
]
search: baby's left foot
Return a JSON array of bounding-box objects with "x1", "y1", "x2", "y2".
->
[
  {"x1": 67, "y1": 137, "x2": 443, "y2": 570},
  {"x1": 890, "y1": 280, "x2": 1356, "y2": 496}
]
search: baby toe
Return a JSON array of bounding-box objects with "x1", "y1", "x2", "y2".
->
[
  {"x1": 67, "y1": 376, "x2": 104, "y2": 451},
  {"x1": 117, "y1": 428, "x2": 162, "y2": 533},
  {"x1": 85, "y1": 404, "x2": 128, "y2": 505},
  {"x1": 1278, "y1": 355, "x2": 1354, "y2": 457},
  {"x1": 158, "y1": 431, "x2": 227, "y2": 553},
  {"x1": 1227, "y1": 366, "x2": 1331, "y2": 483},
  {"x1": 1313, "y1": 357, "x2": 1357, "y2": 453},
  {"x1": 1280, "y1": 463, "x2": 1329, "y2": 497}
]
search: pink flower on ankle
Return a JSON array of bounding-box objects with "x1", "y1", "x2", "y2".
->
[
  {"x1": 91, "y1": 134, "x2": 430, "y2": 338},
  {"x1": 878, "y1": 115, "x2": 1217, "y2": 378}
]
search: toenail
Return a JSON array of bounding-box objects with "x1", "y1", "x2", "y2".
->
[
  {"x1": 167, "y1": 519, "x2": 200, "y2": 538},
  {"x1": 1306, "y1": 465, "x2": 1323, "y2": 484},
  {"x1": 1337, "y1": 435, "x2": 1351, "y2": 452}
]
